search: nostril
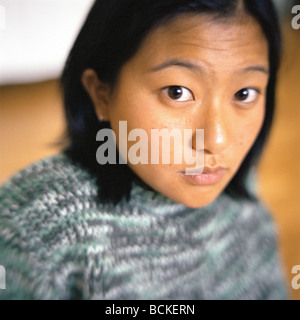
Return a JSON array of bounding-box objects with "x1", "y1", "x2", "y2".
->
[{"x1": 206, "y1": 155, "x2": 218, "y2": 167}]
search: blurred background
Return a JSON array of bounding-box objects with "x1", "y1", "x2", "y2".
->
[{"x1": 0, "y1": 0, "x2": 299, "y2": 299}]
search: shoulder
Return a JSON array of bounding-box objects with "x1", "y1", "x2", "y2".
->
[
  {"x1": 0, "y1": 153, "x2": 101, "y2": 299},
  {"x1": 1, "y1": 152, "x2": 96, "y2": 200},
  {"x1": 0, "y1": 152, "x2": 102, "y2": 241},
  {"x1": 0, "y1": 152, "x2": 98, "y2": 216}
]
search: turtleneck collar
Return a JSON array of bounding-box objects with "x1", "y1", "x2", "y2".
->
[{"x1": 127, "y1": 182, "x2": 222, "y2": 219}]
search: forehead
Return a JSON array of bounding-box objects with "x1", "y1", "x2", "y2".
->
[{"x1": 129, "y1": 13, "x2": 269, "y2": 74}]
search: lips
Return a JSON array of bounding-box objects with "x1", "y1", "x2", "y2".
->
[{"x1": 180, "y1": 166, "x2": 227, "y2": 186}]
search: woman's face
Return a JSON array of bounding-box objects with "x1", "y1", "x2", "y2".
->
[{"x1": 89, "y1": 14, "x2": 269, "y2": 208}]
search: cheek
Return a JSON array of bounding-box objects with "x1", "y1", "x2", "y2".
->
[
  {"x1": 236, "y1": 108, "x2": 265, "y2": 158},
  {"x1": 108, "y1": 93, "x2": 165, "y2": 166},
  {"x1": 109, "y1": 88, "x2": 152, "y2": 129}
]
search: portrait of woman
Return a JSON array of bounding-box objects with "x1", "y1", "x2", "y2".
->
[{"x1": 0, "y1": 0, "x2": 298, "y2": 300}]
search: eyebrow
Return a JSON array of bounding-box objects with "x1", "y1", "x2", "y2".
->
[
  {"x1": 242, "y1": 65, "x2": 269, "y2": 76},
  {"x1": 151, "y1": 59, "x2": 203, "y2": 73},
  {"x1": 150, "y1": 59, "x2": 269, "y2": 76}
]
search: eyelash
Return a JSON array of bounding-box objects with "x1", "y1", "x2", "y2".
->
[
  {"x1": 162, "y1": 86, "x2": 194, "y2": 102},
  {"x1": 162, "y1": 86, "x2": 261, "y2": 105},
  {"x1": 233, "y1": 88, "x2": 261, "y2": 104}
]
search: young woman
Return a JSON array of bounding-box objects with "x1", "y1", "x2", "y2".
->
[{"x1": 0, "y1": 0, "x2": 288, "y2": 299}]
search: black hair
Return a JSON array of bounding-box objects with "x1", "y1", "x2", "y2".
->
[{"x1": 61, "y1": 0, "x2": 281, "y2": 204}]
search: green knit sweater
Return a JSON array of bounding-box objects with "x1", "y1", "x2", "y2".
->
[{"x1": 0, "y1": 153, "x2": 287, "y2": 299}]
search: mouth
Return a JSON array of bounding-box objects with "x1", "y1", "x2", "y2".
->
[{"x1": 179, "y1": 166, "x2": 228, "y2": 186}]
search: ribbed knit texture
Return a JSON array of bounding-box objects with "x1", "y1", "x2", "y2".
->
[{"x1": 0, "y1": 153, "x2": 287, "y2": 299}]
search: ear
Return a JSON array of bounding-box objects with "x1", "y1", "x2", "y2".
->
[{"x1": 81, "y1": 69, "x2": 111, "y2": 121}]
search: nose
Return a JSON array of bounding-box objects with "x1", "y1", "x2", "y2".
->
[{"x1": 192, "y1": 99, "x2": 230, "y2": 155}]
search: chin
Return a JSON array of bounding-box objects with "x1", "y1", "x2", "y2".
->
[
  {"x1": 174, "y1": 187, "x2": 225, "y2": 208},
  {"x1": 174, "y1": 195, "x2": 217, "y2": 209}
]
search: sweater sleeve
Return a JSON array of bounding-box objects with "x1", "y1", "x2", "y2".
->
[{"x1": 0, "y1": 178, "x2": 43, "y2": 299}]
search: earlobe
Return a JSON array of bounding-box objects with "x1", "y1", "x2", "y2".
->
[{"x1": 81, "y1": 69, "x2": 111, "y2": 121}]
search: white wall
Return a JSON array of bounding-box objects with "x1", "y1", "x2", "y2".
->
[
  {"x1": 0, "y1": 0, "x2": 94, "y2": 85},
  {"x1": 0, "y1": 0, "x2": 288, "y2": 86}
]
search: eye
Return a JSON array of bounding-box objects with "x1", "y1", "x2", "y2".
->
[
  {"x1": 234, "y1": 88, "x2": 259, "y2": 104},
  {"x1": 162, "y1": 86, "x2": 194, "y2": 102}
]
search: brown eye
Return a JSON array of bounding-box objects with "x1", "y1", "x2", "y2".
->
[
  {"x1": 234, "y1": 88, "x2": 259, "y2": 103},
  {"x1": 163, "y1": 86, "x2": 194, "y2": 102},
  {"x1": 168, "y1": 86, "x2": 183, "y2": 99}
]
